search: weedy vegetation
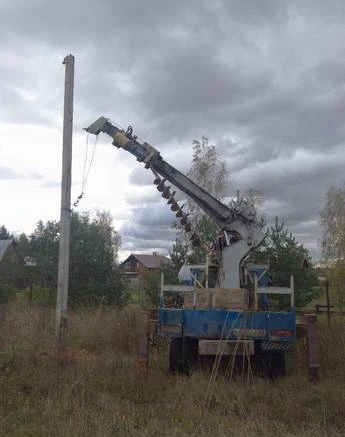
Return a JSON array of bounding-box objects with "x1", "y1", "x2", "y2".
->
[{"x1": 1, "y1": 303, "x2": 345, "y2": 437}]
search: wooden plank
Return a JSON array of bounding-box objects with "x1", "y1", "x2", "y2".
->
[
  {"x1": 199, "y1": 340, "x2": 255, "y2": 355},
  {"x1": 162, "y1": 285, "x2": 195, "y2": 293},
  {"x1": 159, "y1": 324, "x2": 182, "y2": 335},
  {"x1": 184, "y1": 288, "x2": 249, "y2": 310},
  {"x1": 256, "y1": 287, "x2": 291, "y2": 295},
  {"x1": 184, "y1": 290, "x2": 210, "y2": 308}
]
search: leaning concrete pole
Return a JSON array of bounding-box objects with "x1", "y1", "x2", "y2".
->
[{"x1": 56, "y1": 54, "x2": 75, "y2": 352}]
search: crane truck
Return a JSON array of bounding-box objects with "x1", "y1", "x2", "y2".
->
[{"x1": 86, "y1": 116, "x2": 318, "y2": 378}]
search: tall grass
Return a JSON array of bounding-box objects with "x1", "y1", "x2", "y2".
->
[{"x1": 1, "y1": 303, "x2": 345, "y2": 436}]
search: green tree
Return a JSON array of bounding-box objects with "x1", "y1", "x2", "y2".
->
[
  {"x1": 251, "y1": 220, "x2": 318, "y2": 308},
  {"x1": 69, "y1": 211, "x2": 125, "y2": 305},
  {"x1": 143, "y1": 270, "x2": 161, "y2": 306},
  {"x1": 28, "y1": 211, "x2": 127, "y2": 306},
  {"x1": 0, "y1": 226, "x2": 23, "y2": 302},
  {"x1": 173, "y1": 137, "x2": 264, "y2": 265},
  {"x1": 30, "y1": 220, "x2": 59, "y2": 288},
  {"x1": 169, "y1": 238, "x2": 189, "y2": 273},
  {"x1": 188, "y1": 137, "x2": 229, "y2": 249},
  {"x1": 188, "y1": 136, "x2": 229, "y2": 217},
  {"x1": 0, "y1": 225, "x2": 13, "y2": 239},
  {"x1": 327, "y1": 261, "x2": 345, "y2": 311},
  {"x1": 173, "y1": 136, "x2": 230, "y2": 264},
  {"x1": 0, "y1": 226, "x2": 37, "y2": 302},
  {"x1": 0, "y1": 239, "x2": 18, "y2": 303},
  {"x1": 320, "y1": 185, "x2": 345, "y2": 260},
  {"x1": 320, "y1": 185, "x2": 345, "y2": 309},
  {"x1": 229, "y1": 189, "x2": 266, "y2": 230}
]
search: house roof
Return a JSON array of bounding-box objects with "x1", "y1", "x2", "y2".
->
[
  {"x1": 124, "y1": 253, "x2": 172, "y2": 269},
  {"x1": 0, "y1": 239, "x2": 14, "y2": 262}
]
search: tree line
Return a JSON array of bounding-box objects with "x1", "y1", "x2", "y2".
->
[
  {"x1": 0, "y1": 211, "x2": 127, "y2": 306},
  {"x1": 321, "y1": 185, "x2": 345, "y2": 310},
  {"x1": 1, "y1": 136, "x2": 329, "y2": 309}
]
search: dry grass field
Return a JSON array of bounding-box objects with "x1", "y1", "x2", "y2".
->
[{"x1": 1, "y1": 303, "x2": 345, "y2": 437}]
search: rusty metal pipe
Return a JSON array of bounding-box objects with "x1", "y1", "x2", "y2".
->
[{"x1": 136, "y1": 310, "x2": 149, "y2": 378}]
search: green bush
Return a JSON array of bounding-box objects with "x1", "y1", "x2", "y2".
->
[
  {"x1": 16, "y1": 286, "x2": 54, "y2": 305},
  {"x1": 0, "y1": 284, "x2": 17, "y2": 303},
  {"x1": 328, "y1": 261, "x2": 345, "y2": 311}
]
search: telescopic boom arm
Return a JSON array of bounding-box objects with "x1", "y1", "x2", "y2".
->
[
  {"x1": 86, "y1": 117, "x2": 249, "y2": 231},
  {"x1": 86, "y1": 116, "x2": 266, "y2": 288}
]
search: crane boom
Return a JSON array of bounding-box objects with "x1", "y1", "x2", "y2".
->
[
  {"x1": 85, "y1": 118, "x2": 303, "y2": 377},
  {"x1": 86, "y1": 116, "x2": 265, "y2": 288},
  {"x1": 86, "y1": 117, "x2": 248, "y2": 231}
]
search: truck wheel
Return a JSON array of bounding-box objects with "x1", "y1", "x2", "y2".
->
[
  {"x1": 270, "y1": 352, "x2": 286, "y2": 378},
  {"x1": 168, "y1": 337, "x2": 198, "y2": 375},
  {"x1": 255, "y1": 351, "x2": 286, "y2": 378},
  {"x1": 169, "y1": 337, "x2": 182, "y2": 374}
]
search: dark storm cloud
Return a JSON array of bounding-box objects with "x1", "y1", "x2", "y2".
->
[
  {"x1": 2, "y1": 0, "x2": 345, "y2": 257},
  {"x1": 233, "y1": 147, "x2": 345, "y2": 198}
]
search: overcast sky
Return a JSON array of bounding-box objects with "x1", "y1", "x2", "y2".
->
[{"x1": 1, "y1": 0, "x2": 345, "y2": 260}]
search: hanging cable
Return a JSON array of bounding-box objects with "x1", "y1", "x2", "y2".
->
[
  {"x1": 83, "y1": 134, "x2": 98, "y2": 190},
  {"x1": 81, "y1": 132, "x2": 90, "y2": 192},
  {"x1": 73, "y1": 133, "x2": 98, "y2": 207}
]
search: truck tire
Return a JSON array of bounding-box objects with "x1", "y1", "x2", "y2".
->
[
  {"x1": 168, "y1": 337, "x2": 198, "y2": 375},
  {"x1": 270, "y1": 352, "x2": 286, "y2": 378},
  {"x1": 254, "y1": 351, "x2": 286, "y2": 378},
  {"x1": 169, "y1": 337, "x2": 182, "y2": 374}
]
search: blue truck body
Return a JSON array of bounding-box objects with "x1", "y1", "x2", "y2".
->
[{"x1": 158, "y1": 308, "x2": 296, "y2": 351}]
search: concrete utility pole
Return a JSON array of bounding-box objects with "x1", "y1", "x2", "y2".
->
[{"x1": 56, "y1": 54, "x2": 75, "y2": 352}]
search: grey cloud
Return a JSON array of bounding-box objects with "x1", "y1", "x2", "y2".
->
[
  {"x1": 121, "y1": 237, "x2": 173, "y2": 255},
  {"x1": 125, "y1": 202, "x2": 175, "y2": 228},
  {"x1": 292, "y1": 0, "x2": 345, "y2": 22},
  {"x1": 219, "y1": 139, "x2": 281, "y2": 173},
  {"x1": 0, "y1": 166, "x2": 19, "y2": 179},
  {"x1": 137, "y1": 49, "x2": 272, "y2": 118},
  {"x1": 40, "y1": 181, "x2": 61, "y2": 188},
  {"x1": 226, "y1": 0, "x2": 288, "y2": 24},
  {"x1": 121, "y1": 224, "x2": 174, "y2": 243},
  {"x1": 2, "y1": 0, "x2": 192, "y2": 46},
  {"x1": 2, "y1": 0, "x2": 345, "y2": 258},
  {"x1": 30, "y1": 173, "x2": 44, "y2": 180},
  {"x1": 128, "y1": 168, "x2": 155, "y2": 187},
  {"x1": 0, "y1": 166, "x2": 44, "y2": 181},
  {"x1": 124, "y1": 190, "x2": 159, "y2": 206},
  {"x1": 120, "y1": 203, "x2": 177, "y2": 253},
  {"x1": 232, "y1": 146, "x2": 345, "y2": 198}
]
